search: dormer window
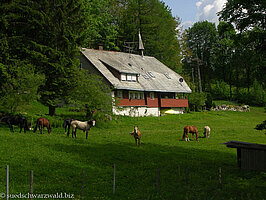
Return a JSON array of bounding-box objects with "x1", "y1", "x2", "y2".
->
[{"x1": 121, "y1": 73, "x2": 137, "y2": 82}]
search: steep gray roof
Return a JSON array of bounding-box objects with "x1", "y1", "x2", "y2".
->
[{"x1": 81, "y1": 48, "x2": 192, "y2": 93}]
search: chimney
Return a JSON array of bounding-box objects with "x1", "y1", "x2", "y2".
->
[{"x1": 138, "y1": 31, "x2": 144, "y2": 57}]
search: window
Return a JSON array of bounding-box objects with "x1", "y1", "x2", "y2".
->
[
  {"x1": 121, "y1": 73, "x2": 126, "y2": 81},
  {"x1": 131, "y1": 74, "x2": 137, "y2": 81},
  {"x1": 117, "y1": 91, "x2": 123, "y2": 99},
  {"x1": 147, "y1": 71, "x2": 155, "y2": 78},
  {"x1": 164, "y1": 73, "x2": 171, "y2": 79},
  {"x1": 142, "y1": 74, "x2": 149, "y2": 79},
  {"x1": 150, "y1": 92, "x2": 154, "y2": 100},
  {"x1": 129, "y1": 92, "x2": 135, "y2": 99},
  {"x1": 129, "y1": 91, "x2": 144, "y2": 100},
  {"x1": 127, "y1": 74, "x2": 132, "y2": 81},
  {"x1": 136, "y1": 93, "x2": 141, "y2": 99},
  {"x1": 121, "y1": 73, "x2": 137, "y2": 82}
]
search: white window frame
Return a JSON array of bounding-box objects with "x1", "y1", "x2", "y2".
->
[
  {"x1": 121, "y1": 73, "x2": 126, "y2": 81},
  {"x1": 127, "y1": 74, "x2": 132, "y2": 81},
  {"x1": 131, "y1": 74, "x2": 137, "y2": 81}
]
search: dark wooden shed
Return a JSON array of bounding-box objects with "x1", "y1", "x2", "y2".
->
[{"x1": 224, "y1": 141, "x2": 266, "y2": 171}]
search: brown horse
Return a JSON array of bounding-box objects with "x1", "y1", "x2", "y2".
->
[
  {"x1": 182, "y1": 126, "x2": 199, "y2": 141},
  {"x1": 33, "y1": 117, "x2": 51, "y2": 134},
  {"x1": 129, "y1": 126, "x2": 141, "y2": 146}
]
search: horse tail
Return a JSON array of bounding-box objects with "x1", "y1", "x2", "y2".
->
[{"x1": 33, "y1": 118, "x2": 39, "y2": 133}]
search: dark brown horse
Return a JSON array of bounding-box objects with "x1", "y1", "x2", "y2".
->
[
  {"x1": 33, "y1": 118, "x2": 51, "y2": 134},
  {"x1": 129, "y1": 126, "x2": 141, "y2": 146},
  {"x1": 0, "y1": 115, "x2": 29, "y2": 133},
  {"x1": 182, "y1": 126, "x2": 199, "y2": 141}
]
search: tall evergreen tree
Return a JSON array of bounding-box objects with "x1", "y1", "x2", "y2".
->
[{"x1": 0, "y1": 0, "x2": 88, "y2": 115}]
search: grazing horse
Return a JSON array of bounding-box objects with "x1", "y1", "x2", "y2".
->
[
  {"x1": 33, "y1": 117, "x2": 51, "y2": 134},
  {"x1": 63, "y1": 119, "x2": 76, "y2": 136},
  {"x1": 182, "y1": 126, "x2": 199, "y2": 141},
  {"x1": 203, "y1": 126, "x2": 211, "y2": 138},
  {"x1": 129, "y1": 126, "x2": 141, "y2": 146},
  {"x1": 0, "y1": 115, "x2": 29, "y2": 133},
  {"x1": 70, "y1": 119, "x2": 96, "y2": 139}
]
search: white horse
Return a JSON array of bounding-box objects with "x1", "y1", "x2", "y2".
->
[
  {"x1": 203, "y1": 126, "x2": 211, "y2": 138},
  {"x1": 71, "y1": 119, "x2": 96, "y2": 139}
]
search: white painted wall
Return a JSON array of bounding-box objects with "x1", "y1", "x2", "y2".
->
[{"x1": 113, "y1": 106, "x2": 160, "y2": 117}]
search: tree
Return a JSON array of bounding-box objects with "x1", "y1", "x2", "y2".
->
[
  {"x1": 218, "y1": 0, "x2": 265, "y2": 32},
  {"x1": 218, "y1": 0, "x2": 265, "y2": 89},
  {"x1": 0, "y1": 62, "x2": 45, "y2": 113},
  {"x1": 211, "y1": 21, "x2": 236, "y2": 99},
  {"x1": 115, "y1": 0, "x2": 182, "y2": 72},
  {"x1": 68, "y1": 69, "x2": 113, "y2": 118},
  {"x1": 82, "y1": 0, "x2": 119, "y2": 50},
  {"x1": 0, "y1": 0, "x2": 90, "y2": 115},
  {"x1": 0, "y1": 1, "x2": 45, "y2": 112},
  {"x1": 185, "y1": 21, "x2": 217, "y2": 92}
]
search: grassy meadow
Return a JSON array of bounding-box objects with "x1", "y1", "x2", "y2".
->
[{"x1": 0, "y1": 102, "x2": 265, "y2": 200}]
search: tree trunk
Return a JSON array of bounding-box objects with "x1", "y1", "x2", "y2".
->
[{"x1": 49, "y1": 105, "x2": 55, "y2": 116}]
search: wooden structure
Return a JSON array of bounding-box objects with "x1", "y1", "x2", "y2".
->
[{"x1": 224, "y1": 141, "x2": 266, "y2": 171}]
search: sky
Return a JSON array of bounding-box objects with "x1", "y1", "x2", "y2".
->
[{"x1": 162, "y1": 0, "x2": 228, "y2": 29}]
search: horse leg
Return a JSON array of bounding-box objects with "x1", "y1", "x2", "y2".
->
[
  {"x1": 19, "y1": 123, "x2": 23, "y2": 133},
  {"x1": 185, "y1": 133, "x2": 189, "y2": 141},
  {"x1": 8, "y1": 121, "x2": 13, "y2": 133},
  {"x1": 67, "y1": 125, "x2": 70, "y2": 137},
  {"x1": 86, "y1": 131, "x2": 88, "y2": 139},
  {"x1": 74, "y1": 129, "x2": 77, "y2": 138},
  {"x1": 138, "y1": 137, "x2": 141, "y2": 146},
  {"x1": 72, "y1": 128, "x2": 74, "y2": 138}
]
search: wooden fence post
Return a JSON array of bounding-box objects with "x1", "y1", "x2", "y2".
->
[
  {"x1": 6, "y1": 165, "x2": 9, "y2": 200},
  {"x1": 81, "y1": 171, "x2": 85, "y2": 199},
  {"x1": 30, "y1": 170, "x2": 33, "y2": 200},
  {"x1": 218, "y1": 167, "x2": 222, "y2": 189},
  {"x1": 177, "y1": 166, "x2": 181, "y2": 183},
  {"x1": 186, "y1": 167, "x2": 189, "y2": 200},
  {"x1": 113, "y1": 164, "x2": 116, "y2": 194},
  {"x1": 156, "y1": 168, "x2": 160, "y2": 192}
]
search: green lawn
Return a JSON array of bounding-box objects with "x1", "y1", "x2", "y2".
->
[{"x1": 0, "y1": 106, "x2": 265, "y2": 200}]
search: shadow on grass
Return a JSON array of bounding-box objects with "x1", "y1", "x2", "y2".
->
[{"x1": 39, "y1": 140, "x2": 265, "y2": 200}]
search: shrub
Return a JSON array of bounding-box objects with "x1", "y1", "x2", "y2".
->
[
  {"x1": 211, "y1": 81, "x2": 231, "y2": 100},
  {"x1": 188, "y1": 92, "x2": 207, "y2": 111},
  {"x1": 235, "y1": 80, "x2": 265, "y2": 106}
]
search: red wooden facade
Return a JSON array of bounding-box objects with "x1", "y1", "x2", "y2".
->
[
  {"x1": 160, "y1": 99, "x2": 188, "y2": 108},
  {"x1": 116, "y1": 90, "x2": 188, "y2": 108}
]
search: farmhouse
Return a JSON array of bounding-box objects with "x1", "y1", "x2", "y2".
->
[{"x1": 80, "y1": 47, "x2": 191, "y2": 117}]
